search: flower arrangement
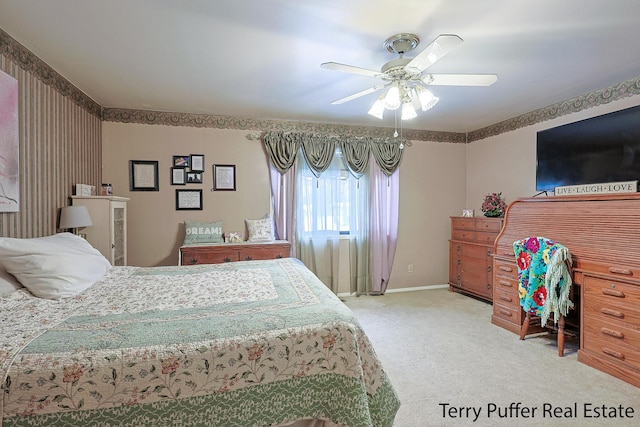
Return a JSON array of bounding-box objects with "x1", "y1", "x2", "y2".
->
[{"x1": 481, "y1": 192, "x2": 507, "y2": 217}]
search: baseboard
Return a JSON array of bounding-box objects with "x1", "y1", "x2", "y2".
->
[{"x1": 337, "y1": 284, "x2": 448, "y2": 297}]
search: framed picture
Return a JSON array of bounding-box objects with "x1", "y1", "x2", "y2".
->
[
  {"x1": 190, "y1": 154, "x2": 205, "y2": 172},
  {"x1": 130, "y1": 160, "x2": 159, "y2": 191},
  {"x1": 213, "y1": 164, "x2": 236, "y2": 191},
  {"x1": 176, "y1": 189, "x2": 203, "y2": 210},
  {"x1": 171, "y1": 167, "x2": 186, "y2": 185},
  {"x1": 173, "y1": 155, "x2": 190, "y2": 168},
  {"x1": 462, "y1": 209, "x2": 474, "y2": 217},
  {"x1": 186, "y1": 171, "x2": 203, "y2": 183}
]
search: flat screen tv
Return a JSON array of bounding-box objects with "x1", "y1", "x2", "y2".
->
[{"x1": 536, "y1": 104, "x2": 640, "y2": 191}]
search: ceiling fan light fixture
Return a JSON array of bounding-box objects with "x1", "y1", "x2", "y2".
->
[
  {"x1": 383, "y1": 85, "x2": 401, "y2": 110},
  {"x1": 368, "y1": 96, "x2": 385, "y2": 119},
  {"x1": 415, "y1": 86, "x2": 439, "y2": 111},
  {"x1": 401, "y1": 101, "x2": 417, "y2": 120}
]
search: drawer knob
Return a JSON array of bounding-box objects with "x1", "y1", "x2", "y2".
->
[
  {"x1": 189, "y1": 258, "x2": 198, "y2": 264},
  {"x1": 275, "y1": 254, "x2": 282, "y2": 259},
  {"x1": 499, "y1": 295, "x2": 512, "y2": 302},
  {"x1": 601, "y1": 347, "x2": 625, "y2": 360},
  {"x1": 499, "y1": 280, "x2": 512, "y2": 287},
  {"x1": 600, "y1": 307, "x2": 624, "y2": 319},
  {"x1": 486, "y1": 266, "x2": 492, "y2": 272},
  {"x1": 499, "y1": 266, "x2": 513, "y2": 272},
  {"x1": 245, "y1": 256, "x2": 253, "y2": 261},
  {"x1": 223, "y1": 257, "x2": 232, "y2": 262},
  {"x1": 601, "y1": 288, "x2": 625, "y2": 298},
  {"x1": 601, "y1": 327, "x2": 624, "y2": 339},
  {"x1": 499, "y1": 309, "x2": 513, "y2": 317}
]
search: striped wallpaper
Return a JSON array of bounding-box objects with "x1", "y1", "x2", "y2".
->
[{"x1": 0, "y1": 54, "x2": 101, "y2": 238}]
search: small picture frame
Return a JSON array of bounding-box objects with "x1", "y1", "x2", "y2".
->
[
  {"x1": 130, "y1": 160, "x2": 159, "y2": 191},
  {"x1": 171, "y1": 167, "x2": 186, "y2": 185},
  {"x1": 173, "y1": 155, "x2": 190, "y2": 168},
  {"x1": 213, "y1": 164, "x2": 236, "y2": 191},
  {"x1": 190, "y1": 154, "x2": 205, "y2": 172},
  {"x1": 462, "y1": 209, "x2": 474, "y2": 217},
  {"x1": 176, "y1": 189, "x2": 203, "y2": 210},
  {"x1": 186, "y1": 171, "x2": 203, "y2": 184}
]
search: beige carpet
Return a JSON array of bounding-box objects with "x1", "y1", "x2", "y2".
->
[{"x1": 342, "y1": 288, "x2": 639, "y2": 427}]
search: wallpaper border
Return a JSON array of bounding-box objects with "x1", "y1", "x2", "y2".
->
[
  {"x1": 468, "y1": 75, "x2": 640, "y2": 142},
  {"x1": 0, "y1": 28, "x2": 102, "y2": 118},
  {"x1": 100, "y1": 108, "x2": 467, "y2": 143}
]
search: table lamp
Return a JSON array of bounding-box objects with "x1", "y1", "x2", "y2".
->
[{"x1": 59, "y1": 205, "x2": 93, "y2": 237}]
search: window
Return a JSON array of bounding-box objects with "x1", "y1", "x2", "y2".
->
[{"x1": 296, "y1": 149, "x2": 367, "y2": 236}]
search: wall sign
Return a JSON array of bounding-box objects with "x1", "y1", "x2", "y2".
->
[{"x1": 555, "y1": 180, "x2": 638, "y2": 196}]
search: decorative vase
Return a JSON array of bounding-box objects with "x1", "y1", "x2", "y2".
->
[{"x1": 484, "y1": 211, "x2": 503, "y2": 218}]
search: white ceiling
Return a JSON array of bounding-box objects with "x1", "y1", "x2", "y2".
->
[{"x1": 1, "y1": 0, "x2": 639, "y2": 133}]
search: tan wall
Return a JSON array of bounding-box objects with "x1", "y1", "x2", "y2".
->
[
  {"x1": 102, "y1": 123, "x2": 271, "y2": 266},
  {"x1": 102, "y1": 122, "x2": 468, "y2": 290},
  {"x1": 466, "y1": 95, "x2": 640, "y2": 212}
]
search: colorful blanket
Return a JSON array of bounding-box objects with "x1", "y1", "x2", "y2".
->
[
  {"x1": 1, "y1": 258, "x2": 399, "y2": 427},
  {"x1": 513, "y1": 237, "x2": 573, "y2": 325}
]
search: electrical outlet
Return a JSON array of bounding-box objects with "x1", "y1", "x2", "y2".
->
[{"x1": 408, "y1": 264, "x2": 414, "y2": 273}]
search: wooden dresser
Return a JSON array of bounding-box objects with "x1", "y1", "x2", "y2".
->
[
  {"x1": 492, "y1": 193, "x2": 640, "y2": 387},
  {"x1": 180, "y1": 241, "x2": 291, "y2": 265},
  {"x1": 449, "y1": 216, "x2": 503, "y2": 302}
]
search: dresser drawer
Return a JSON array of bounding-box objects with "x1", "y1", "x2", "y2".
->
[
  {"x1": 475, "y1": 231, "x2": 498, "y2": 244},
  {"x1": 493, "y1": 304, "x2": 519, "y2": 323},
  {"x1": 583, "y1": 316, "x2": 640, "y2": 369},
  {"x1": 583, "y1": 276, "x2": 640, "y2": 326},
  {"x1": 494, "y1": 259, "x2": 517, "y2": 280},
  {"x1": 238, "y1": 246, "x2": 288, "y2": 261},
  {"x1": 451, "y1": 217, "x2": 474, "y2": 231},
  {"x1": 181, "y1": 248, "x2": 237, "y2": 265},
  {"x1": 494, "y1": 288, "x2": 520, "y2": 310},
  {"x1": 474, "y1": 220, "x2": 501, "y2": 232},
  {"x1": 451, "y1": 229, "x2": 476, "y2": 241},
  {"x1": 494, "y1": 274, "x2": 518, "y2": 292}
]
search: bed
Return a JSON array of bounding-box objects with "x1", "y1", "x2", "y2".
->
[{"x1": 0, "y1": 234, "x2": 399, "y2": 427}]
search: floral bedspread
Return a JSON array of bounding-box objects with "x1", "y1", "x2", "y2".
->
[{"x1": 1, "y1": 258, "x2": 399, "y2": 427}]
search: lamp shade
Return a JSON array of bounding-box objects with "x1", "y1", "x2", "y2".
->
[{"x1": 59, "y1": 205, "x2": 93, "y2": 229}]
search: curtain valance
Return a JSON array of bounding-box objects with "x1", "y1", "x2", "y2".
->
[{"x1": 263, "y1": 131, "x2": 403, "y2": 177}]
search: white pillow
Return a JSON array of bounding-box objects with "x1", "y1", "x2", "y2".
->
[
  {"x1": 245, "y1": 214, "x2": 275, "y2": 242},
  {"x1": 0, "y1": 233, "x2": 111, "y2": 299},
  {"x1": 0, "y1": 265, "x2": 23, "y2": 295}
]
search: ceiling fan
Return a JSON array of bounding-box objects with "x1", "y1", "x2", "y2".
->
[{"x1": 321, "y1": 33, "x2": 497, "y2": 120}]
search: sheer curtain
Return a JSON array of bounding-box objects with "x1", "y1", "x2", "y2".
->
[
  {"x1": 295, "y1": 153, "x2": 341, "y2": 291},
  {"x1": 369, "y1": 159, "x2": 400, "y2": 294}
]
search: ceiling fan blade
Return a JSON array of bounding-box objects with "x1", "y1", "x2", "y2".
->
[
  {"x1": 423, "y1": 74, "x2": 498, "y2": 86},
  {"x1": 330, "y1": 85, "x2": 385, "y2": 105},
  {"x1": 405, "y1": 34, "x2": 463, "y2": 73},
  {"x1": 321, "y1": 62, "x2": 382, "y2": 78}
]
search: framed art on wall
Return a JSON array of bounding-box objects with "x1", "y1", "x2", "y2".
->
[
  {"x1": 176, "y1": 189, "x2": 203, "y2": 210},
  {"x1": 130, "y1": 160, "x2": 159, "y2": 191},
  {"x1": 173, "y1": 155, "x2": 189, "y2": 168},
  {"x1": 0, "y1": 70, "x2": 19, "y2": 212},
  {"x1": 213, "y1": 164, "x2": 236, "y2": 191},
  {"x1": 171, "y1": 167, "x2": 186, "y2": 185},
  {"x1": 190, "y1": 154, "x2": 204, "y2": 172},
  {"x1": 187, "y1": 172, "x2": 203, "y2": 183}
]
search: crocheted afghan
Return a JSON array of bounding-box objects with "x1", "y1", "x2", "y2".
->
[{"x1": 513, "y1": 237, "x2": 573, "y2": 326}]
